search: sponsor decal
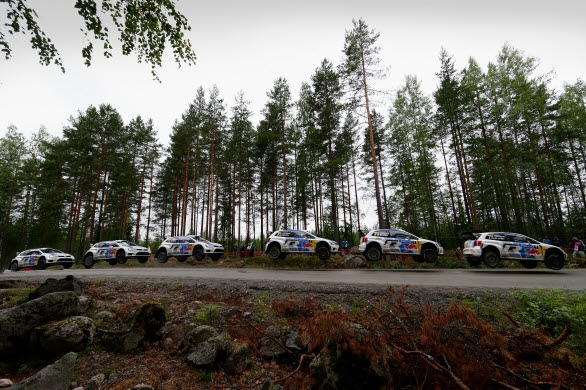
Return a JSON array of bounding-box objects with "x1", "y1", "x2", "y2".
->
[{"x1": 179, "y1": 243, "x2": 195, "y2": 254}]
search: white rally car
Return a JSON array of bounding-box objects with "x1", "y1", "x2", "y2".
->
[
  {"x1": 83, "y1": 240, "x2": 151, "y2": 268},
  {"x1": 264, "y1": 230, "x2": 339, "y2": 261},
  {"x1": 358, "y1": 229, "x2": 444, "y2": 262},
  {"x1": 9, "y1": 248, "x2": 75, "y2": 271},
  {"x1": 463, "y1": 232, "x2": 566, "y2": 270},
  {"x1": 155, "y1": 235, "x2": 224, "y2": 263}
]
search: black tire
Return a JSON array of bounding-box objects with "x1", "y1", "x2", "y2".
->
[
  {"x1": 193, "y1": 246, "x2": 205, "y2": 262},
  {"x1": 316, "y1": 245, "x2": 331, "y2": 261},
  {"x1": 116, "y1": 250, "x2": 127, "y2": 264},
  {"x1": 83, "y1": 254, "x2": 94, "y2": 269},
  {"x1": 63, "y1": 263, "x2": 73, "y2": 269},
  {"x1": 520, "y1": 260, "x2": 538, "y2": 269},
  {"x1": 267, "y1": 245, "x2": 281, "y2": 260},
  {"x1": 544, "y1": 251, "x2": 565, "y2": 271},
  {"x1": 156, "y1": 250, "x2": 168, "y2": 263},
  {"x1": 412, "y1": 255, "x2": 424, "y2": 263},
  {"x1": 37, "y1": 257, "x2": 47, "y2": 270},
  {"x1": 365, "y1": 245, "x2": 382, "y2": 262},
  {"x1": 466, "y1": 256, "x2": 482, "y2": 266},
  {"x1": 138, "y1": 256, "x2": 149, "y2": 264},
  {"x1": 9, "y1": 261, "x2": 19, "y2": 271},
  {"x1": 108, "y1": 258, "x2": 118, "y2": 266},
  {"x1": 177, "y1": 256, "x2": 188, "y2": 263},
  {"x1": 210, "y1": 253, "x2": 222, "y2": 261},
  {"x1": 482, "y1": 250, "x2": 500, "y2": 267},
  {"x1": 421, "y1": 247, "x2": 438, "y2": 263}
]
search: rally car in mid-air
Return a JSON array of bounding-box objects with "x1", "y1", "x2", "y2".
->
[
  {"x1": 264, "y1": 230, "x2": 339, "y2": 261},
  {"x1": 83, "y1": 240, "x2": 151, "y2": 268},
  {"x1": 155, "y1": 235, "x2": 224, "y2": 263},
  {"x1": 358, "y1": 229, "x2": 444, "y2": 263},
  {"x1": 9, "y1": 248, "x2": 75, "y2": 271},
  {"x1": 462, "y1": 232, "x2": 566, "y2": 270}
]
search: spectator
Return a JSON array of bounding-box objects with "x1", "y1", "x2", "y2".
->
[
  {"x1": 341, "y1": 239, "x2": 348, "y2": 255},
  {"x1": 454, "y1": 247, "x2": 462, "y2": 261},
  {"x1": 542, "y1": 235, "x2": 552, "y2": 244},
  {"x1": 572, "y1": 237, "x2": 585, "y2": 259},
  {"x1": 552, "y1": 236, "x2": 562, "y2": 247},
  {"x1": 240, "y1": 244, "x2": 247, "y2": 258},
  {"x1": 248, "y1": 241, "x2": 255, "y2": 257}
]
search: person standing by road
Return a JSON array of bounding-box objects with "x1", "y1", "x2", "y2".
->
[
  {"x1": 552, "y1": 236, "x2": 562, "y2": 248},
  {"x1": 454, "y1": 247, "x2": 463, "y2": 261},
  {"x1": 248, "y1": 241, "x2": 255, "y2": 257},
  {"x1": 341, "y1": 239, "x2": 348, "y2": 255},
  {"x1": 572, "y1": 237, "x2": 585, "y2": 258}
]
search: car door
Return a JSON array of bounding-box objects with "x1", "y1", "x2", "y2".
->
[
  {"x1": 518, "y1": 236, "x2": 544, "y2": 259},
  {"x1": 18, "y1": 250, "x2": 29, "y2": 266},
  {"x1": 377, "y1": 231, "x2": 399, "y2": 253},
  {"x1": 503, "y1": 234, "x2": 523, "y2": 259},
  {"x1": 167, "y1": 238, "x2": 179, "y2": 256},
  {"x1": 94, "y1": 243, "x2": 106, "y2": 260},
  {"x1": 394, "y1": 233, "x2": 420, "y2": 254},
  {"x1": 280, "y1": 231, "x2": 301, "y2": 253},
  {"x1": 28, "y1": 250, "x2": 42, "y2": 266}
]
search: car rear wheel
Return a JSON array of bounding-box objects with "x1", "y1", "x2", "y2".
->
[
  {"x1": 316, "y1": 246, "x2": 331, "y2": 261},
  {"x1": 421, "y1": 247, "x2": 438, "y2": 263},
  {"x1": 482, "y1": 250, "x2": 500, "y2": 267},
  {"x1": 9, "y1": 261, "x2": 19, "y2": 271},
  {"x1": 544, "y1": 252, "x2": 565, "y2": 270},
  {"x1": 267, "y1": 245, "x2": 281, "y2": 260},
  {"x1": 157, "y1": 251, "x2": 168, "y2": 263},
  {"x1": 116, "y1": 251, "x2": 127, "y2": 264},
  {"x1": 193, "y1": 247, "x2": 205, "y2": 262},
  {"x1": 37, "y1": 257, "x2": 47, "y2": 270},
  {"x1": 520, "y1": 260, "x2": 538, "y2": 269},
  {"x1": 466, "y1": 256, "x2": 482, "y2": 266},
  {"x1": 84, "y1": 254, "x2": 94, "y2": 269},
  {"x1": 365, "y1": 245, "x2": 381, "y2": 262}
]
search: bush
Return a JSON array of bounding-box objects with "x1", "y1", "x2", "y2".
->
[
  {"x1": 194, "y1": 304, "x2": 221, "y2": 325},
  {"x1": 513, "y1": 289, "x2": 586, "y2": 352}
]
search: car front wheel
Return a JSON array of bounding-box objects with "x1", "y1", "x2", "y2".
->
[
  {"x1": 193, "y1": 247, "x2": 205, "y2": 262},
  {"x1": 316, "y1": 246, "x2": 331, "y2": 261},
  {"x1": 37, "y1": 257, "x2": 47, "y2": 270},
  {"x1": 544, "y1": 252, "x2": 565, "y2": 270},
  {"x1": 157, "y1": 251, "x2": 168, "y2": 263},
  {"x1": 421, "y1": 247, "x2": 438, "y2": 263},
  {"x1": 9, "y1": 261, "x2": 18, "y2": 271},
  {"x1": 116, "y1": 251, "x2": 127, "y2": 264}
]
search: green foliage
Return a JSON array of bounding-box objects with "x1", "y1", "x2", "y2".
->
[
  {"x1": 2, "y1": 0, "x2": 196, "y2": 79},
  {"x1": 193, "y1": 304, "x2": 221, "y2": 325},
  {"x1": 513, "y1": 289, "x2": 586, "y2": 351}
]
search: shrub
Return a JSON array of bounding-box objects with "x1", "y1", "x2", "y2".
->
[{"x1": 194, "y1": 304, "x2": 221, "y2": 325}]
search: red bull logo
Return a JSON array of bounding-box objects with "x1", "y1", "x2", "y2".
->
[
  {"x1": 303, "y1": 242, "x2": 313, "y2": 249},
  {"x1": 527, "y1": 248, "x2": 540, "y2": 256}
]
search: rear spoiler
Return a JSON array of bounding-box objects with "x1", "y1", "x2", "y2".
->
[{"x1": 461, "y1": 232, "x2": 480, "y2": 241}]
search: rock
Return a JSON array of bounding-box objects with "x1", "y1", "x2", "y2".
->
[
  {"x1": 349, "y1": 246, "x2": 361, "y2": 255},
  {"x1": 97, "y1": 328, "x2": 144, "y2": 353},
  {"x1": 132, "y1": 303, "x2": 167, "y2": 341},
  {"x1": 132, "y1": 384, "x2": 154, "y2": 390},
  {"x1": 28, "y1": 275, "x2": 84, "y2": 300},
  {"x1": 78, "y1": 296, "x2": 92, "y2": 313},
  {"x1": 0, "y1": 378, "x2": 13, "y2": 388},
  {"x1": 0, "y1": 291, "x2": 80, "y2": 356},
  {"x1": 32, "y1": 316, "x2": 96, "y2": 355},
  {"x1": 184, "y1": 325, "x2": 219, "y2": 349},
  {"x1": 260, "y1": 326, "x2": 287, "y2": 359},
  {"x1": 93, "y1": 311, "x2": 116, "y2": 326},
  {"x1": 340, "y1": 255, "x2": 368, "y2": 268},
  {"x1": 285, "y1": 328, "x2": 305, "y2": 351},
  {"x1": 11, "y1": 352, "x2": 77, "y2": 390},
  {"x1": 186, "y1": 332, "x2": 229, "y2": 367},
  {"x1": 228, "y1": 341, "x2": 249, "y2": 357},
  {"x1": 85, "y1": 373, "x2": 104, "y2": 390}
]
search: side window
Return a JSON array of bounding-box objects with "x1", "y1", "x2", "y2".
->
[
  {"x1": 378, "y1": 231, "x2": 391, "y2": 238},
  {"x1": 280, "y1": 231, "x2": 293, "y2": 238},
  {"x1": 31, "y1": 250, "x2": 41, "y2": 255},
  {"x1": 20, "y1": 250, "x2": 29, "y2": 256},
  {"x1": 275, "y1": 232, "x2": 281, "y2": 237},
  {"x1": 504, "y1": 235, "x2": 517, "y2": 242},
  {"x1": 490, "y1": 234, "x2": 505, "y2": 241},
  {"x1": 112, "y1": 243, "x2": 119, "y2": 248}
]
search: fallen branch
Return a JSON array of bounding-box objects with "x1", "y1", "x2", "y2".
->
[
  {"x1": 245, "y1": 321, "x2": 294, "y2": 354},
  {"x1": 547, "y1": 323, "x2": 571, "y2": 348},
  {"x1": 502, "y1": 312, "x2": 522, "y2": 328},
  {"x1": 491, "y1": 362, "x2": 574, "y2": 390},
  {"x1": 274, "y1": 353, "x2": 315, "y2": 384}
]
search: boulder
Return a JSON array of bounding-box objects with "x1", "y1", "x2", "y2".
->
[
  {"x1": 340, "y1": 255, "x2": 368, "y2": 268},
  {"x1": 184, "y1": 325, "x2": 219, "y2": 349},
  {"x1": 132, "y1": 303, "x2": 167, "y2": 341},
  {"x1": 97, "y1": 328, "x2": 144, "y2": 353},
  {"x1": 85, "y1": 373, "x2": 105, "y2": 390},
  {"x1": 186, "y1": 334, "x2": 229, "y2": 367},
  {"x1": 260, "y1": 326, "x2": 287, "y2": 359},
  {"x1": 11, "y1": 352, "x2": 77, "y2": 390},
  {"x1": 0, "y1": 291, "x2": 80, "y2": 356},
  {"x1": 32, "y1": 316, "x2": 96, "y2": 355},
  {"x1": 93, "y1": 311, "x2": 116, "y2": 326},
  {"x1": 28, "y1": 275, "x2": 84, "y2": 300},
  {"x1": 78, "y1": 296, "x2": 92, "y2": 313},
  {"x1": 285, "y1": 328, "x2": 305, "y2": 351}
]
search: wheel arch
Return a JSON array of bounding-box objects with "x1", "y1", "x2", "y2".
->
[
  {"x1": 482, "y1": 245, "x2": 501, "y2": 256},
  {"x1": 156, "y1": 247, "x2": 167, "y2": 255},
  {"x1": 315, "y1": 241, "x2": 330, "y2": 250},
  {"x1": 365, "y1": 241, "x2": 382, "y2": 253},
  {"x1": 545, "y1": 247, "x2": 564, "y2": 258}
]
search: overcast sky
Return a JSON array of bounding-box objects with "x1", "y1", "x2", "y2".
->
[
  {"x1": 1, "y1": 0, "x2": 585, "y2": 231},
  {"x1": 1, "y1": 0, "x2": 585, "y2": 146}
]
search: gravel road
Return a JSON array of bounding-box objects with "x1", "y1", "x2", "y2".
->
[{"x1": 1, "y1": 267, "x2": 585, "y2": 291}]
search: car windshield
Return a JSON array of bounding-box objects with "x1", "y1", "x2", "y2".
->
[
  {"x1": 118, "y1": 240, "x2": 137, "y2": 247},
  {"x1": 42, "y1": 248, "x2": 63, "y2": 254},
  {"x1": 178, "y1": 237, "x2": 196, "y2": 243}
]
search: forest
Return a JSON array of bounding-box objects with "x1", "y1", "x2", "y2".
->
[{"x1": 1, "y1": 19, "x2": 585, "y2": 267}]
